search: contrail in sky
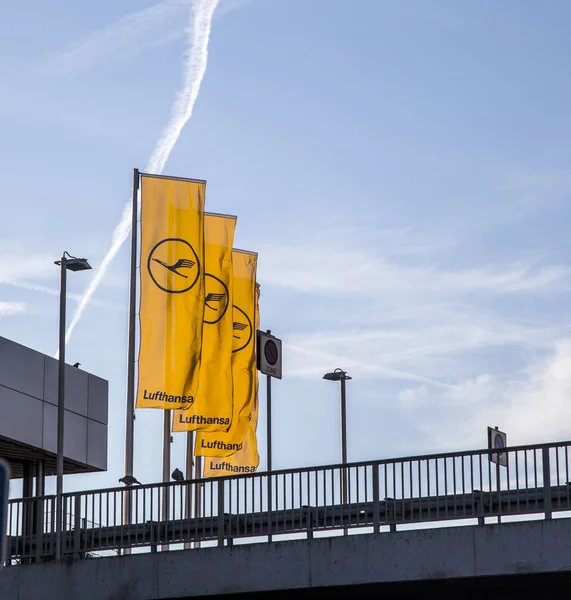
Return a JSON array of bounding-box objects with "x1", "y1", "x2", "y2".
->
[
  {"x1": 61, "y1": 0, "x2": 219, "y2": 352},
  {"x1": 7, "y1": 281, "x2": 123, "y2": 311}
]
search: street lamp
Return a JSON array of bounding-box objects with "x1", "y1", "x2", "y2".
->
[
  {"x1": 323, "y1": 368, "x2": 352, "y2": 532},
  {"x1": 54, "y1": 251, "x2": 91, "y2": 560},
  {"x1": 323, "y1": 368, "x2": 352, "y2": 469}
]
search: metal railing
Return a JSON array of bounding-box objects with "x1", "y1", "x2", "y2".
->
[{"x1": 7, "y1": 440, "x2": 571, "y2": 563}]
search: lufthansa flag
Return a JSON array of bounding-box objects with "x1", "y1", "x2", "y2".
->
[
  {"x1": 172, "y1": 213, "x2": 236, "y2": 432},
  {"x1": 136, "y1": 174, "x2": 205, "y2": 410},
  {"x1": 203, "y1": 282, "x2": 260, "y2": 475},
  {"x1": 195, "y1": 250, "x2": 258, "y2": 457}
]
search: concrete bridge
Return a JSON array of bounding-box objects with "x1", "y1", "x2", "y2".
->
[
  {"x1": 3, "y1": 517, "x2": 571, "y2": 599},
  {"x1": 4, "y1": 439, "x2": 571, "y2": 598}
]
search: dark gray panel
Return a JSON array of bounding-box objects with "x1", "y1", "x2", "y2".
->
[
  {"x1": 0, "y1": 384, "x2": 43, "y2": 447},
  {"x1": 44, "y1": 358, "x2": 89, "y2": 416},
  {"x1": 87, "y1": 420, "x2": 107, "y2": 471},
  {"x1": 43, "y1": 357, "x2": 58, "y2": 407},
  {"x1": 88, "y1": 375, "x2": 108, "y2": 425},
  {"x1": 0, "y1": 337, "x2": 44, "y2": 399},
  {"x1": 64, "y1": 412, "x2": 88, "y2": 465},
  {"x1": 43, "y1": 402, "x2": 57, "y2": 454},
  {"x1": 64, "y1": 365, "x2": 88, "y2": 417}
]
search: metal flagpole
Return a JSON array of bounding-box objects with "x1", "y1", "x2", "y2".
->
[
  {"x1": 123, "y1": 169, "x2": 139, "y2": 547},
  {"x1": 266, "y1": 331, "x2": 272, "y2": 473},
  {"x1": 340, "y1": 376, "x2": 348, "y2": 536},
  {"x1": 194, "y1": 455, "x2": 202, "y2": 548},
  {"x1": 184, "y1": 431, "x2": 194, "y2": 549},
  {"x1": 265, "y1": 331, "x2": 273, "y2": 542},
  {"x1": 55, "y1": 256, "x2": 67, "y2": 561},
  {"x1": 162, "y1": 410, "x2": 172, "y2": 550}
]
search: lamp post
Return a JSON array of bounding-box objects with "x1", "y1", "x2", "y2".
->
[
  {"x1": 323, "y1": 368, "x2": 352, "y2": 533},
  {"x1": 54, "y1": 252, "x2": 91, "y2": 560}
]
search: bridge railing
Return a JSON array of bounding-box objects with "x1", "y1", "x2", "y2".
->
[{"x1": 7, "y1": 440, "x2": 571, "y2": 562}]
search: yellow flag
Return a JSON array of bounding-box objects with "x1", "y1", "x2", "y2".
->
[
  {"x1": 203, "y1": 283, "x2": 260, "y2": 476},
  {"x1": 172, "y1": 213, "x2": 236, "y2": 432},
  {"x1": 136, "y1": 174, "x2": 205, "y2": 410},
  {"x1": 202, "y1": 420, "x2": 259, "y2": 476},
  {"x1": 195, "y1": 251, "x2": 257, "y2": 457}
]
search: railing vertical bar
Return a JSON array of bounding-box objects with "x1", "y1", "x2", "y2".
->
[
  {"x1": 400, "y1": 462, "x2": 404, "y2": 524},
  {"x1": 566, "y1": 446, "x2": 570, "y2": 510},
  {"x1": 417, "y1": 459, "x2": 422, "y2": 523},
  {"x1": 555, "y1": 447, "x2": 561, "y2": 511},
  {"x1": 372, "y1": 464, "x2": 380, "y2": 533},
  {"x1": 515, "y1": 451, "x2": 520, "y2": 514},
  {"x1": 444, "y1": 457, "x2": 448, "y2": 519},
  {"x1": 409, "y1": 461, "x2": 414, "y2": 523},
  {"x1": 523, "y1": 450, "x2": 529, "y2": 511},
  {"x1": 543, "y1": 446, "x2": 552, "y2": 520}
]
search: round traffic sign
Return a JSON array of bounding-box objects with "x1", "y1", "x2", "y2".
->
[{"x1": 264, "y1": 339, "x2": 279, "y2": 366}]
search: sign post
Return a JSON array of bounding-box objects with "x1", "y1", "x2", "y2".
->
[
  {"x1": 488, "y1": 426, "x2": 507, "y2": 524},
  {"x1": 257, "y1": 330, "x2": 282, "y2": 472},
  {"x1": 0, "y1": 459, "x2": 10, "y2": 567},
  {"x1": 257, "y1": 330, "x2": 282, "y2": 543}
]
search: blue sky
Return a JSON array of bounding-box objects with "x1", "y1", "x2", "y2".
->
[{"x1": 2, "y1": 0, "x2": 571, "y2": 495}]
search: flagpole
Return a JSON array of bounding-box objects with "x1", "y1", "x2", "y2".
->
[
  {"x1": 162, "y1": 410, "x2": 172, "y2": 550},
  {"x1": 184, "y1": 430, "x2": 194, "y2": 549},
  {"x1": 123, "y1": 168, "x2": 139, "y2": 541},
  {"x1": 194, "y1": 454, "x2": 202, "y2": 548}
]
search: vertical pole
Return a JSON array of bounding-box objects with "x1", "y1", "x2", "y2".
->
[
  {"x1": 266, "y1": 330, "x2": 272, "y2": 473},
  {"x1": 267, "y1": 373, "x2": 272, "y2": 542},
  {"x1": 194, "y1": 455, "x2": 202, "y2": 548},
  {"x1": 542, "y1": 446, "x2": 552, "y2": 520},
  {"x1": 55, "y1": 255, "x2": 67, "y2": 561},
  {"x1": 496, "y1": 463, "x2": 502, "y2": 524},
  {"x1": 163, "y1": 410, "x2": 172, "y2": 484},
  {"x1": 125, "y1": 168, "x2": 139, "y2": 482},
  {"x1": 34, "y1": 459, "x2": 45, "y2": 563},
  {"x1": 36, "y1": 460, "x2": 45, "y2": 497},
  {"x1": 340, "y1": 376, "x2": 348, "y2": 535},
  {"x1": 184, "y1": 431, "x2": 194, "y2": 549},
  {"x1": 162, "y1": 410, "x2": 171, "y2": 550},
  {"x1": 265, "y1": 330, "x2": 273, "y2": 542},
  {"x1": 123, "y1": 169, "x2": 139, "y2": 551}
]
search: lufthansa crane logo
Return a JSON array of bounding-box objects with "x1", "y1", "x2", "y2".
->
[
  {"x1": 204, "y1": 273, "x2": 229, "y2": 324},
  {"x1": 147, "y1": 238, "x2": 200, "y2": 293},
  {"x1": 232, "y1": 305, "x2": 252, "y2": 353}
]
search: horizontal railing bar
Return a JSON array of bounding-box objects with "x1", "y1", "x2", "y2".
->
[{"x1": 17, "y1": 440, "x2": 569, "y2": 501}]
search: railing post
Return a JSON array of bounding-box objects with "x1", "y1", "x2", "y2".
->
[
  {"x1": 33, "y1": 497, "x2": 42, "y2": 563},
  {"x1": 372, "y1": 464, "x2": 380, "y2": 534},
  {"x1": 217, "y1": 480, "x2": 225, "y2": 547},
  {"x1": 73, "y1": 495, "x2": 81, "y2": 559},
  {"x1": 542, "y1": 446, "x2": 552, "y2": 520},
  {"x1": 306, "y1": 505, "x2": 314, "y2": 540},
  {"x1": 267, "y1": 473, "x2": 273, "y2": 542}
]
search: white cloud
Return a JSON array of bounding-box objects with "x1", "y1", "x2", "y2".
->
[
  {"x1": 0, "y1": 302, "x2": 25, "y2": 317},
  {"x1": 0, "y1": 250, "x2": 53, "y2": 283},
  {"x1": 259, "y1": 238, "x2": 569, "y2": 297},
  {"x1": 40, "y1": 0, "x2": 188, "y2": 75},
  {"x1": 39, "y1": 0, "x2": 256, "y2": 76},
  {"x1": 397, "y1": 340, "x2": 571, "y2": 450}
]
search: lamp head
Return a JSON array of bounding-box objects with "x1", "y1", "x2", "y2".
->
[
  {"x1": 323, "y1": 368, "x2": 352, "y2": 381},
  {"x1": 55, "y1": 251, "x2": 92, "y2": 272}
]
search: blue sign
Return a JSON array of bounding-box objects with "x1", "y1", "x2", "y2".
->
[{"x1": 0, "y1": 459, "x2": 9, "y2": 567}]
